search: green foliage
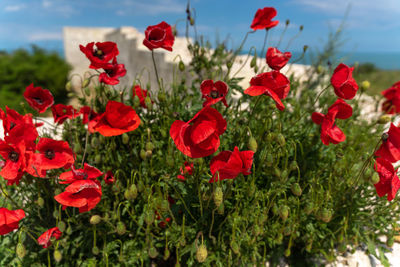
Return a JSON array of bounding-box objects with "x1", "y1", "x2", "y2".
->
[{"x1": 0, "y1": 45, "x2": 71, "y2": 113}]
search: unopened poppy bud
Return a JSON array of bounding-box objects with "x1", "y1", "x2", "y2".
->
[
  {"x1": 230, "y1": 241, "x2": 240, "y2": 254},
  {"x1": 284, "y1": 248, "x2": 291, "y2": 257},
  {"x1": 217, "y1": 202, "x2": 224, "y2": 214},
  {"x1": 274, "y1": 167, "x2": 281, "y2": 178},
  {"x1": 146, "y1": 150, "x2": 152, "y2": 158},
  {"x1": 95, "y1": 154, "x2": 101, "y2": 164},
  {"x1": 82, "y1": 79, "x2": 90, "y2": 88},
  {"x1": 303, "y1": 45, "x2": 308, "y2": 52},
  {"x1": 54, "y1": 250, "x2": 62, "y2": 263},
  {"x1": 250, "y1": 53, "x2": 257, "y2": 68},
  {"x1": 291, "y1": 183, "x2": 302, "y2": 196},
  {"x1": 74, "y1": 143, "x2": 82, "y2": 154},
  {"x1": 146, "y1": 142, "x2": 154, "y2": 151},
  {"x1": 286, "y1": 19, "x2": 290, "y2": 26},
  {"x1": 160, "y1": 199, "x2": 169, "y2": 212},
  {"x1": 67, "y1": 92, "x2": 75, "y2": 98},
  {"x1": 140, "y1": 149, "x2": 147, "y2": 160},
  {"x1": 146, "y1": 82, "x2": 151, "y2": 90},
  {"x1": 84, "y1": 87, "x2": 91, "y2": 96},
  {"x1": 276, "y1": 133, "x2": 286, "y2": 147},
  {"x1": 265, "y1": 154, "x2": 273, "y2": 167},
  {"x1": 16, "y1": 243, "x2": 26, "y2": 259},
  {"x1": 148, "y1": 246, "x2": 158, "y2": 258},
  {"x1": 121, "y1": 133, "x2": 129, "y2": 144},
  {"x1": 163, "y1": 248, "x2": 170, "y2": 260},
  {"x1": 370, "y1": 172, "x2": 380, "y2": 184},
  {"x1": 133, "y1": 95, "x2": 140, "y2": 108},
  {"x1": 91, "y1": 137, "x2": 99, "y2": 148},
  {"x1": 130, "y1": 184, "x2": 138, "y2": 199},
  {"x1": 116, "y1": 222, "x2": 126, "y2": 235},
  {"x1": 92, "y1": 246, "x2": 100, "y2": 255},
  {"x1": 189, "y1": 17, "x2": 195, "y2": 26},
  {"x1": 180, "y1": 238, "x2": 186, "y2": 247},
  {"x1": 275, "y1": 233, "x2": 283, "y2": 244},
  {"x1": 66, "y1": 226, "x2": 72, "y2": 235},
  {"x1": 145, "y1": 96, "x2": 152, "y2": 111},
  {"x1": 137, "y1": 180, "x2": 145, "y2": 192},
  {"x1": 382, "y1": 132, "x2": 389, "y2": 141},
  {"x1": 316, "y1": 65, "x2": 324, "y2": 74},
  {"x1": 248, "y1": 136, "x2": 258, "y2": 152},
  {"x1": 144, "y1": 210, "x2": 155, "y2": 225},
  {"x1": 279, "y1": 205, "x2": 289, "y2": 221},
  {"x1": 90, "y1": 215, "x2": 102, "y2": 225},
  {"x1": 57, "y1": 221, "x2": 66, "y2": 232},
  {"x1": 213, "y1": 187, "x2": 223, "y2": 208},
  {"x1": 304, "y1": 202, "x2": 314, "y2": 215},
  {"x1": 290, "y1": 161, "x2": 298, "y2": 171},
  {"x1": 226, "y1": 61, "x2": 233, "y2": 69},
  {"x1": 196, "y1": 244, "x2": 208, "y2": 263},
  {"x1": 361, "y1": 80, "x2": 370, "y2": 91},
  {"x1": 378, "y1": 115, "x2": 391, "y2": 124},
  {"x1": 37, "y1": 197, "x2": 44, "y2": 207},
  {"x1": 178, "y1": 61, "x2": 185, "y2": 72},
  {"x1": 299, "y1": 25, "x2": 304, "y2": 31},
  {"x1": 320, "y1": 208, "x2": 333, "y2": 223},
  {"x1": 172, "y1": 26, "x2": 178, "y2": 37},
  {"x1": 158, "y1": 91, "x2": 167, "y2": 102},
  {"x1": 65, "y1": 81, "x2": 72, "y2": 91}
]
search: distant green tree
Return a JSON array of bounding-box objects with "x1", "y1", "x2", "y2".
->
[{"x1": 0, "y1": 45, "x2": 71, "y2": 113}]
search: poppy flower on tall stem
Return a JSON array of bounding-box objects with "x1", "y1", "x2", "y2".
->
[
  {"x1": 51, "y1": 104, "x2": 79, "y2": 124},
  {"x1": 79, "y1": 41, "x2": 119, "y2": 69},
  {"x1": 143, "y1": 21, "x2": 175, "y2": 51},
  {"x1": 37, "y1": 227, "x2": 62, "y2": 248},
  {"x1": 250, "y1": 7, "x2": 279, "y2": 31},
  {"x1": 98, "y1": 58, "x2": 127, "y2": 85},
  {"x1": 200, "y1": 80, "x2": 229, "y2": 107},
  {"x1": 375, "y1": 123, "x2": 400, "y2": 163},
  {"x1": 331, "y1": 63, "x2": 358, "y2": 100},
  {"x1": 23, "y1": 83, "x2": 54, "y2": 113},
  {"x1": 374, "y1": 158, "x2": 400, "y2": 201},
  {"x1": 132, "y1": 85, "x2": 151, "y2": 108},
  {"x1": 381, "y1": 81, "x2": 400, "y2": 114},
  {"x1": 266, "y1": 47, "x2": 292, "y2": 71}
]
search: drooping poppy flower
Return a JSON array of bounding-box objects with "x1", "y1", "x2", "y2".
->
[
  {"x1": 132, "y1": 85, "x2": 151, "y2": 108},
  {"x1": 98, "y1": 58, "x2": 127, "y2": 85},
  {"x1": 0, "y1": 140, "x2": 28, "y2": 180},
  {"x1": 331, "y1": 63, "x2": 359, "y2": 100},
  {"x1": 209, "y1": 146, "x2": 254, "y2": 183},
  {"x1": 51, "y1": 104, "x2": 79, "y2": 124},
  {"x1": 79, "y1": 106, "x2": 99, "y2": 124},
  {"x1": 37, "y1": 227, "x2": 62, "y2": 248},
  {"x1": 381, "y1": 81, "x2": 400, "y2": 114},
  {"x1": 177, "y1": 161, "x2": 194, "y2": 181},
  {"x1": 266, "y1": 47, "x2": 292, "y2": 71},
  {"x1": 23, "y1": 83, "x2": 54, "y2": 113},
  {"x1": 200, "y1": 80, "x2": 229, "y2": 107},
  {"x1": 0, "y1": 208, "x2": 25, "y2": 235},
  {"x1": 375, "y1": 123, "x2": 400, "y2": 163},
  {"x1": 79, "y1": 41, "x2": 119, "y2": 69},
  {"x1": 374, "y1": 158, "x2": 400, "y2": 201},
  {"x1": 250, "y1": 7, "x2": 279, "y2": 31},
  {"x1": 58, "y1": 163, "x2": 103, "y2": 184},
  {"x1": 311, "y1": 98, "x2": 353, "y2": 145},
  {"x1": 104, "y1": 171, "x2": 114, "y2": 185},
  {"x1": 90, "y1": 101, "x2": 141, "y2": 137},
  {"x1": 244, "y1": 71, "x2": 290, "y2": 111},
  {"x1": 170, "y1": 107, "x2": 227, "y2": 158},
  {"x1": 143, "y1": 21, "x2": 175, "y2": 51}
]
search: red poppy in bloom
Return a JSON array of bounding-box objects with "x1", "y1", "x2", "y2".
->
[
  {"x1": 250, "y1": 7, "x2": 279, "y2": 31},
  {"x1": 79, "y1": 41, "x2": 119, "y2": 69},
  {"x1": 209, "y1": 146, "x2": 254, "y2": 183},
  {"x1": 177, "y1": 161, "x2": 194, "y2": 181},
  {"x1": 0, "y1": 140, "x2": 29, "y2": 180},
  {"x1": 200, "y1": 80, "x2": 229, "y2": 107},
  {"x1": 244, "y1": 71, "x2": 290, "y2": 111},
  {"x1": 99, "y1": 58, "x2": 127, "y2": 85},
  {"x1": 0, "y1": 208, "x2": 25, "y2": 235},
  {"x1": 143, "y1": 21, "x2": 175, "y2": 52},
  {"x1": 312, "y1": 98, "x2": 353, "y2": 145},
  {"x1": 375, "y1": 123, "x2": 400, "y2": 163},
  {"x1": 381, "y1": 81, "x2": 400, "y2": 114},
  {"x1": 331, "y1": 63, "x2": 359, "y2": 100},
  {"x1": 37, "y1": 227, "x2": 62, "y2": 248},
  {"x1": 104, "y1": 171, "x2": 114, "y2": 185},
  {"x1": 23, "y1": 84, "x2": 54, "y2": 113},
  {"x1": 374, "y1": 158, "x2": 400, "y2": 201},
  {"x1": 90, "y1": 101, "x2": 141, "y2": 136},
  {"x1": 58, "y1": 163, "x2": 103, "y2": 184},
  {"x1": 266, "y1": 47, "x2": 292, "y2": 71},
  {"x1": 132, "y1": 85, "x2": 151, "y2": 108},
  {"x1": 170, "y1": 107, "x2": 227, "y2": 158},
  {"x1": 79, "y1": 106, "x2": 99, "y2": 124},
  {"x1": 51, "y1": 104, "x2": 79, "y2": 124}
]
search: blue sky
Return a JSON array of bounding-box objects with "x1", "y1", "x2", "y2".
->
[{"x1": 0, "y1": 0, "x2": 399, "y2": 53}]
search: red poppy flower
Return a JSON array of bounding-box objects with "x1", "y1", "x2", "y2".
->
[
  {"x1": 331, "y1": 63, "x2": 359, "y2": 100},
  {"x1": 177, "y1": 161, "x2": 194, "y2": 181},
  {"x1": 244, "y1": 71, "x2": 290, "y2": 111},
  {"x1": 375, "y1": 123, "x2": 400, "y2": 163},
  {"x1": 143, "y1": 21, "x2": 175, "y2": 52},
  {"x1": 79, "y1": 41, "x2": 119, "y2": 69},
  {"x1": 200, "y1": 80, "x2": 229, "y2": 107},
  {"x1": 4, "y1": 171, "x2": 23, "y2": 186},
  {"x1": 382, "y1": 81, "x2": 400, "y2": 114},
  {"x1": 266, "y1": 47, "x2": 292, "y2": 71},
  {"x1": 79, "y1": 106, "x2": 99, "y2": 124},
  {"x1": 0, "y1": 208, "x2": 25, "y2": 235},
  {"x1": 250, "y1": 7, "x2": 279, "y2": 31},
  {"x1": 23, "y1": 83, "x2": 54, "y2": 113},
  {"x1": 132, "y1": 85, "x2": 151, "y2": 108},
  {"x1": 170, "y1": 107, "x2": 227, "y2": 158},
  {"x1": 37, "y1": 227, "x2": 62, "y2": 248},
  {"x1": 51, "y1": 104, "x2": 79, "y2": 124},
  {"x1": 374, "y1": 158, "x2": 400, "y2": 201},
  {"x1": 0, "y1": 140, "x2": 29, "y2": 180},
  {"x1": 104, "y1": 171, "x2": 114, "y2": 185},
  {"x1": 90, "y1": 101, "x2": 141, "y2": 137},
  {"x1": 99, "y1": 58, "x2": 127, "y2": 85},
  {"x1": 58, "y1": 163, "x2": 103, "y2": 184},
  {"x1": 209, "y1": 146, "x2": 254, "y2": 183}
]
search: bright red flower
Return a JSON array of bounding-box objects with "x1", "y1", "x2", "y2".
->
[
  {"x1": 177, "y1": 161, "x2": 194, "y2": 181},
  {"x1": 375, "y1": 123, "x2": 400, "y2": 163},
  {"x1": 79, "y1": 106, "x2": 99, "y2": 124},
  {"x1": 331, "y1": 63, "x2": 359, "y2": 100},
  {"x1": 0, "y1": 208, "x2": 25, "y2": 235},
  {"x1": 0, "y1": 140, "x2": 29, "y2": 180},
  {"x1": 170, "y1": 107, "x2": 226, "y2": 158},
  {"x1": 266, "y1": 47, "x2": 292, "y2": 71},
  {"x1": 51, "y1": 104, "x2": 79, "y2": 124},
  {"x1": 244, "y1": 71, "x2": 290, "y2": 111},
  {"x1": 23, "y1": 84, "x2": 54, "y2": 113},
  {"x1": 200, "y1": 80, "x2": 229, "y2": 107},
  {"x1": 374, "y1": 158, "x2": 400, "y2": 201},
  {"x1": 143, "y1": 21, "x2": 175, "y2": 52},
  {"x1": 381, "y1": 81, "x2": 400, "y2": 114},
  {"x1": 90, "y1": 101, "x2": 140, "y2": 136},
  {"x1": 58, "y1": 163, "x2": 103, "y2": 184},
  {"x1": 104, "y1": 171, "x2": 114, "y2": 185},
  {"x1": 209, "y1": 146, "x2": 254, "y2": 183},
  {"x1": 132, "y1": 85, "x2": 151, "y2": 108},
  {"x1": 98, "y1": 58, "x2": 127, "y2": 85},
  {"x1": 79, "y1": 41, "x2": 119, "y2": 69},
  {"x1": 312, "y1": 98, "x2": 353, "y2": 145},
  {"x1": 37, "y1": 227, "x2": 62, "y2": 248},
  {"x1": 250, "y1": 7, "x2": 279, "y2": 31}
]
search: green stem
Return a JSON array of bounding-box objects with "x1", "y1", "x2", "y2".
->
[{"x1": 151, "y1": 50, "x2": 162, "y2": 91}]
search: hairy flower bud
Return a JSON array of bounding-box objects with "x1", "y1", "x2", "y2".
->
[
  {"x1": 276, "y1": 133, "x2": 286, "y2": 147},
  {"x1": 230, "y1": 241, "x2": 240, "y2": 254},
  {"x1": 158, "y1": 91, "x2": 167, "y2": 102},
  {"x1": 145, "y1": 96, "x2": 153, "y2": 111},
  {"x1": 361, "y1": 80, "x2": 370, "y2": 91},
  {"x1": 370, "y1": 172, "x2": 380, "y2": 184},
  {"x1": 54, "y1": 250, "x2": 62, "y2": 263},
  {"x1": 65, "y1": 81, "x2": 72, "y2": 91},
  {"x1": 90, "y1": 215, "x2": 102, "y2": 225},
  {"x1": 279, "y1": 205, "x2": 289, "y2": 221},
  {"x1": 37, "y1": 197, "x2": 45, "y2": 207},
  {"x1": 16, "y1": 243, "x2": 26, "y2": 259},
  {"x1": 179, "y1": 61, "x2": 185, "y2": 72},
  {"x1": 122, "y1": 133, "x2": 129, "y2": 144},
  {"x1": 196, "y1": 244, "x2": 208, "y2": 263},
  {"x1": 82, "y1": 79, "x2": 90, "y2": 88},
  {"x1": 250, "y1": 54, "x2": 257, "y2": 69},
  {"x1": 116, "y1": 222, "x2": 126, "y2": 235},
  {"x1": 378, "y1": 115, "x2": 391, "y2": 124},
  {"x1": 140, "y1": 149, "x2": 147, "y2": 160},
  {"x1": 145, "y1": 210, "x2": 155, "y2": 225},
  {"x1": 213, "y1": 187, "x2": 223, "y2": 208},
  {"x1": 248, "y1": 136, "x2": 258, "y2": 152},
  {"x1": 291, "y1": 183, "x2": 302, "y2": 196},
  {"x1": 57, "y1": 221, "x2": 66, "y2": 232},
  {"x1": 320, "y1": 208, "x2": 333, "y2": 223},
  {"x1": 148, "y1": 246, "x2": 158, "y2": 258}
]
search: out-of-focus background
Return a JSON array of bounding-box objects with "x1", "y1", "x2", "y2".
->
[{"x1": 1, "y1": 0, "x2": 399, "y2": 111}]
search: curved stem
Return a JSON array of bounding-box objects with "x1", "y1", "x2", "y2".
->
[{"x1": 151, "y1": 50, "x2": 162, "y2": 91}]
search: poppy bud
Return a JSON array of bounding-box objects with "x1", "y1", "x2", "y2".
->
[
  {"x1": 179, "y1": 61, "x2": 185, "y2": 72},
  {"x1": 160, "y1": 199, "x2": 170, "y2": 212},
  {"x1": 116, "y1": 222, "x2": 126, "y2": 235},
  {"x1": 163, "y1": 248, "x2": 170, "y2": 260},
  {"x1": 130, "y1": 184, "x2": 138, "y2": 199},
  {"x1": 146, "y1": 150, "x2": 152, "y2": 158},
  {"x1": 226, "y1": 61, "x2": 233, "y2": 69},
  {"x1": 230, "y1": 241, "x2": 240, "y2": 254},
  {"x1": 276, "y1": 133, "x2": 286, "y2": 147},
  {"x1": 254, "y1": 65, "x2": 259, "y2": 73},
  {"x1": 90, "y1": 215, "x2": 102, "y2": 225},
  {"x1": 91, "y1": 137, "x2": 99, "y2": 148},
  {"x1": 284, "y1": 248, "x2": 291, "y2": 257},
  {"x1": 65, "y1": 81, "x2": 72, "y2": 91},
  {"x1": 196, "y1": 244, "x2": 208, "y2": 263},
  {"x1": 213, "y1": 187, "x2": 223, "y2": 208},
  {"x1": 299, "y1": 25, "x2": 304, "y2": 31},
  {"x1": 67, "y1": 92, "x2": 75, "y2": 98},
  {"x1": 320, "y1": 208, "x2": 333, "y2": 223},
  {"x1": 158, "y1": 91, "x2": 167, "y2": 102},
  {"x1": 316, "y1": 65, "x2": 324, "y2": 74},
  {"x1": 145, "y1": 96, "x2": 152, "y2": 111},
  {"x1": 145, "y1": 210, "x2": 155, "y2": 225},
  {"x1": 189, "y1": 17, "x2": 195, "y2": 26},
  {"x1": 74, "y1": 143, "x2": 82, "y2": 154},
  {"x1": 272, "y1": 203, "x2": 279, "y2": 215},
  {"x1": 122, "y1": 133, "x2": 129, "y2": 144},
  {"x1": 172, "y1": 26, "x2": 178, "y2": 37},
  {"x1": 140, "y1": 149, "x2": 147, "y2": 160},
  {"x1": 180, "y1": 238, "x2": 186, "y2": 247},
  {"x1": 290, "y1": 161, "x2": 298, "y2": 171},
  {"x1": 57, "y1": 221, "x2": 66, "y2": 232},
  {"x1": 37, "y1": 197, "x2": 45, "y2": 207},
  {"x1": 361, "y1": 80, "x2": 370, "y2": 91},
  {"x1": 370, "y1": 172, "x2": 380, "y2": 184},
  {"x1": 378, "y1": 115, "x2": 391, "y2": 124},
  {"x1": 248, "y1": 136, "x2": 258, "y2": 152},
  {"x1": 286, "y1": 19, "x2": 290, "y2": 26},
  {"x1": 250, "y1": 54, "x2": 257, "y2": 68},
  {"x1": 279, "y1": 205, "x2": 289, "y2": 221},
  {"x1": 148, "y1": 246, "x2": 158, "y2": 258},
  {"x1": 146, "y1": 142, "x2": 155, "y2": 151},
  {"x1": 304, "y1": 202, "x2": 314, "y2": 215},
  {"x1": 84, "y1": 87, "x2": 91, "y2": 96},
  {"x1": 54, "y1": 250, "x2": 62, "y2": 263},
  {"x1": 291, "y1": 183, "x2": 302, "y2": 196},
  {"x1": 66, "y1": 226, "x2": 72, "y2": 235},
  {"x1": 138, "y1": 180, "x2": 145, "y2": 192},
  {"x1": 16, "y1": 243, "x2": 26, "y2": 259},
  {"x1": 275, "y1": 233, "x2": 283, "y2": 244},
  {"x1": 303, "y1": 45, "x2": 308, "y2": 52},
  {"x1": 92, "y1": 246, "x2": 100, "y2": 255},
  {"x1": 133, "y1": 95, "x2": 141, "y2": 108},
  {"x1": 95, "y1": 154, "x2": 102, "y2": 164},
  {"x1": 82, "y1": 79, "x2": 90, "y2": 88}
]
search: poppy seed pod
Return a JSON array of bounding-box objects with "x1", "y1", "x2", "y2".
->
[
  {"x1": 196, "y1": 244, "x2": 208, "y2": 263},
  {"x1": 370, "y1": 172, "x2": 380, "y2": 184}
]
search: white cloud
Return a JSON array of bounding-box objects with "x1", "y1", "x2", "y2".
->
[
  {"x1": 4, "y1": 4, "x2": 26, "y2": 12},
  {"x1": 28, "y1": 32, "x2": 63, "y2": 41}
]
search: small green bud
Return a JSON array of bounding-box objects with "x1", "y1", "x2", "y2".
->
[
  {"x1": 160, "y1": 199, "x2": 169, "y2": 213},
  {"x1": 158, "y1": 91, "x2": 167, "y2": 102},
  {"x1": 122, "y1": 133, "x2": 129, "y2": 144},
  {"x1": 361, "y1": 80, "x2": 370, "y2": 91},
  {"x1": 274, "y1": 167, "x2": 281, "y2": 178},
  {"x1": 37, "y1": 197, "x2": 45, "y2": 207},
  {"x1": 217, "y1": 202, "x2": 224, "y2": 214},
  {"x1": 67, "y1": 92, "x2": 75, "y2": 98},
  {"x1": 144, "y1": 210, "x2": 155, "y2": 225},
  {"x1": 140, "y1": 149, "x2": 147, "y2": 160},
  {"x1": 226, "y1": 61, "x2": 233, "y2": 69},
  {"x1": 189, "y1": 17, "x2": 195, "y2": 26},
  {"x1": 370, "y1": 172, "x2": 380, "y2": 184},
  {"x1": 276, "y1": 133, "x2": 286, "y2": 147},
  {"x1": 65, "y1": 81, "x2": 72, "y2": 91},
  {"x1": 82, "y1": 79, "x2": 90, "y2": 88},
  {"x1": 304, "y1": 202, "x2": 314, "y2": 215},
  {"x1": 303, "y1": 45, "x2": 308, "y2": 52},
  {"x1": 91, "y1": 137, "x2": 99, "y2": 148},
  {"x1": 57, "y1": 221, "x2": 66, "y2": 232},
  {"x1": 74, "y1": 143, "x2": 82, "y2": 154},
  {"x1": 145, "y1": 96, "x2": 153, "y2": 111},
  {"x1": 299, "y1": 25, "x2": 304, "y2": 31},
  {"x1": 54, "y1": 250, "x2": 62, "y2": 263},
  {"x1": 146, "y1": 150, "x2": 152, "y2": 158},
  {"x1": 92, "y1": 246, "x2": 100, "y2": 255},
  {"x1": 130, "y1": 184, "x2": 138, "y2": 199},
  {"x1": 148, "y1": 246, "x2": 158, "y2": 258},
  {"x1": 250, "y1": 54, "x2": 257, "y2": 68},
  {"x1": 291, "y1": 183, "x2": 302, "y2": 196},
  {"x1": 320, "y1": 208, "x2": 333, "y2": 223},
  {"x1": 95, "y1": 154, "x2": 102, "y2": 164},
  {"x1": 116, "y1": 222, "x2": 126, "y2": 235},
  {"x1": 286, "y1": 19, "x2": 290, "y2": 26},
  {"x1": 163, "y1": 248, "x2": 170, "y2": 260},
  {"x1": 178, "y1": 61, "x2": 185, "y2": 72},
  {"x1": 16, "y1": 243, "x2": 26, "y2": 259},
  {"x1": 284, "y1": 248, "x2": 291, "y2": 257},
  {"x1": 378, "y1": 114, "x2": 391, "y2": 124},
  {"x1": 248, "y1": 136, "x2": 258, "y2": 152},
  {"x1": 279, "y1": 205, "x2": 289, "y2": 221},
  {"x1": 213, "y1": 187, "x2": 223, "y2": 208},
  {"x1": 90, "y1": 215, "x2": 102, "y2": 225},
  {"x1": 196, "y1": 244, "x2": 208, "y2": 263},
  {"x1": 145, "y1": 142, "x2": 154, "y2": 151},
  {"x1": 66, "y1": 226, "x2": 72, "y2": 235},
  {"x1": 230, "y1": 241, "x2": 240, "y2": 254},
  {"x1": 265, "y1": 154, "x2": 273, "y2": 167},
  {"x1": 137, "y1": 180, "x2": 145, "y2": 192},
  {"x1": 316, "y1": 65, "x2": 324, "y2": 74}
]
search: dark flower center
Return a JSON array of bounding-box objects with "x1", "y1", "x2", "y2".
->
[
  {"x1": 148, "y1": 28, "x2": 165, "y2": 41},
  {"x1": 33, "y1": 97, "x2": 44, "y2": 105},
  {"x1": 94, "y1": 49, "x2": 104, "y2": 59},
  {"x1": 75, "y1": 171, "x2": 88, "y2": 180},
  {"x1": 210, "y1": 90, "x2": 220, "y2": 99},
  {"x1": 105, "y1": 68, "x2": 115, "y2": 76},
  {"x1": 45, "y1": 149, "x2": 55, "y2": 160},
  {"x1": 8, "y1": 151, "x2": 19, "y2": 162}
]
